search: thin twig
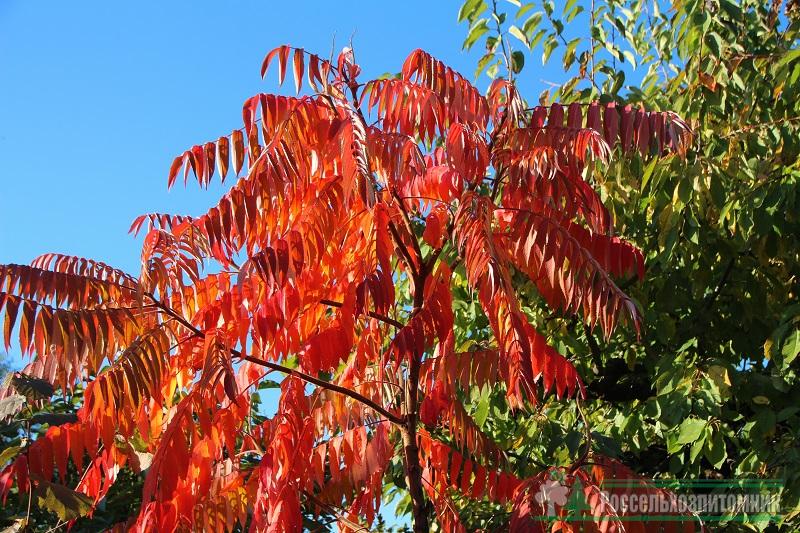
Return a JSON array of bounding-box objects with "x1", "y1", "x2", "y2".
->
[
  {"x1": 589, "y1": 0, "x2": 598, "y2": 89},
  {"x1": 319, "y1": 298, "x2": 404, "y2": 329},
  {"x1": 703, "y1": 257, "x2": 735, "y2": 311},
  {"x1": 147, "y1": 294, "x2": 404, "y2": 425},
  {"x1": 491, "y1": 0, "x2": 513, "y2": 78},
  {"x1": 388, "y1": 221, "x2": 420, "y2": 278},
  {"x1": 571, "y1": 397, "x2": 593, "y2": 472},
  {"x1": 392, "y1": 192, "x2": 425, "y2": 270}
]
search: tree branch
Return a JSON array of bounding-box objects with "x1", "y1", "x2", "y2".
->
[
  {"x1": 392, "y1": 192, "x2": 425, "y2": 271},
  {"x1": 704, "y1": 257, "x2": 735, "y2": 311},
  {"x1": 584, "y1": 324, "x2": 602, "y2": 363},
  {"x1": 147, "y1": 294, "x2": 404, "y2": 425},
  {"x1": 242, "y1": 354, "x2": 403, "y2": 425},
  {"x1": 319, "y1": 298, "x2": 404, "y2": 329},
  {"x1": 388, "y1": 220, "x2": 420, "y2": 278}
]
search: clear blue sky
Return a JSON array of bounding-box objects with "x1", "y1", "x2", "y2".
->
[{"x1": 0, "y1": 1, "x2": 569, "y2": 276}]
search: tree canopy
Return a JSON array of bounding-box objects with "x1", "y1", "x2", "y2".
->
[
  {"x1": 456, "y1": 0, "x2": 800, "y2": 530},
  {"x1": 2, "y1": 0, "x2": 798, "y2": 531},
  {"x1": 0, "y1": 39, "x2": 694, "y2": 532}
]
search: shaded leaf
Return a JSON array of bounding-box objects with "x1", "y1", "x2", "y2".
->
[
  {"x1": 0, "y1": 394, "x2": 25, "y2": 420},
  {"x1": 33, "y1": 478, "x2": 93, "y2": 521}
]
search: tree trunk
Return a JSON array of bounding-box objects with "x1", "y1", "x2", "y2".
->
[
  {"x1": 403, "y1": 276, "x2": 429, "y2": 532},
  {"x1": 400, "y1": 424, "x2": 428, "y2": 532},
  {"x1": 398, "y1": 247, "x2": 431, "y2": 531}
]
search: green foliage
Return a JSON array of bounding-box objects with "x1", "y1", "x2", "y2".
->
[
  {"x1": 458, "y1": 0, "x2": 800, "y2": 530},
  {"x1": 0, "y1": 374, "x2": 147, "y2": 531},
  {"x1": 32, "y1": 478, "x2": 93, "y2": 522}
]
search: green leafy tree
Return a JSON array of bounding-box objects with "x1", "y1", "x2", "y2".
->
[
  {"x1": 456, "y1": 0, "x2": 800, "y2": 530},
  {"x1": 0, "y1": 372, "x2": 150, "y2": 532}
]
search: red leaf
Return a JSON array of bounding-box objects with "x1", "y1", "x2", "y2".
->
[{"x1": 293, "y1": 48, "x2": 304, "y2": 94}]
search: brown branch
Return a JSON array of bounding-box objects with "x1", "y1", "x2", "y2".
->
[
  {"x1": 584, "y1": 324, "x2": 602, "y2": 363},
  {"x1": 147, "y1": 294, "x2": 404, "y2": 425},
  {"x1": 388, "y1": 220, "x2": 420, "y2": 278},
  {"x1": 392, "y1": 192, "x2": 425, "y2": 270},
  {"x1": 319, "y1": 298, "x2": 404, "y2": 329},
  {"x1": 703, "y1": 257, "x2": 735, "y2": 311},
  {"x1": 242, "y1": 354, "x2": 403, "y2": 425},
  {"x1": 723, "y1": 115, "x2": 800, "y2": 138}
]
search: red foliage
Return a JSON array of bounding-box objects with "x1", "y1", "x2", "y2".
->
[{"x1": 0, "y1": 45, "x2": 691, "y2": 531}]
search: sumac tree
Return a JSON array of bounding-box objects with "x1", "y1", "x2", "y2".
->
[{"x1": 0, "y1": 46, "x2": 692, "y2": 531}]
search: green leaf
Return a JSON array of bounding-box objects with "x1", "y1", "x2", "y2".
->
[
  {"x1": 463, "y1": 19, "x2": 490, "y2": 50},
  {"x1": 281, "y1": 356, "x2": 299, "y2": 370},
  {"x1": 673, "y1": 177, "x2": 693, "y2": 206},
  {"x1": 516, "y1": 4, "x2": 536, "y2": 18},
  {"x1": 522, "y1": 12, "x2": 543, "y2": 35},
  {"x1": 676, "y1": 418, "x2": 706, "y2": 445},
  {"x1": 565, "y1": 5, "x2": 584, "y2": 22},
  {"x1": 33, "y1": 478, "x2": 93, "y2": 521},
  {"x1": 640, "y1": 158, "x2": 659, "y2": 191},
  {"x1": 777, "y1": 48, "x2": 800, "y2": 68},
  {"x1": 258, "y1": 379, "x2": 282, "y2": 390},
  {"x1": 666, "y1": 432, "x2": 682, "y2": 454},
  {"x1": 0, "y1": 445, "x2": 22, "y2": 467},
  {"x1": 781, "y1": 330, "x2": 800, "y2": 367},
  {"x1": 622, "y1": 50, "x2": 637, "y2": 68},
  {"x1": 457, "y1": 0, "x2": 487, "y2": 23},
  {"x1": 529, "y1": 28, "x2": 547, "y2": 49},
  {"x1": 689, "y1": 426, "x2": 709, "y2": 462},
  {"x1": 511, "y1": 50, "x2": 525, "y2": 73},
  {"x1": 474, "y1": 391, "x2": 490, "y2": 426},
  {"x1": 509, "y1": 25, "x2": 529, "y2": 48},
  {"x1": 704, "y1": 429, "x2": 727, "y2": 469},
  {"x1": 719, "y1": 0, "x2": 740, "y2": 19},
  {"x1": 704, "y1": 32, "x2": 723, "y2": 57},
  {"x1": 543, "y1": 35, "x2": 558, "y2": 64},
  {"x1": 752, "y1": 409, "x2": 776, "y2": 439},
  {"x1": 777, "y1": 406, "x2": 800, "y2": 422},
  {"x1": 564, "y1": 37, "x2": 580, "y2": 66},
  {"x1": 475, "y1": 52, "x2": 495, "y2": 79}
]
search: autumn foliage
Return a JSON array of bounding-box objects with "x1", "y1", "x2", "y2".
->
[{"x1": 0, "y1": 45, "x2": 694, "y2": 531}]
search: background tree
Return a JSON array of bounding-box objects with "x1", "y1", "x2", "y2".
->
[
  {"x1": 0, "y1": 42, "x2": 691, "y2": 531},
  {"x1": 457, "y1": 0, "x2": 800, "y2": 530}
]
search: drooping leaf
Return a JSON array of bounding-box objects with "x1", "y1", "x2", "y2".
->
[
  {"x1": 0, "y1": 394, "x2": 26, "y2": 420},
  {"x1": 33, "y1": 478, "x2": 94, "y2": 521}
]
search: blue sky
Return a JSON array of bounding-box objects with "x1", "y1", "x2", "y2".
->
[
  {"x1": 2, "y1": 1, "x2": 473, "y2": 269},
  {"x1": 0, "y1": 1, "x2": 571, "y2": 277}
]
